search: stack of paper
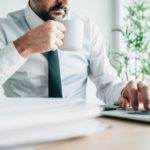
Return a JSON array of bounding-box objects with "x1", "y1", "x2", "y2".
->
[{"x1": 0, "y1": 98, "x2": 107, "y2": 148}]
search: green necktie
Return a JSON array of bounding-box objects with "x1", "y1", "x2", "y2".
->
[{"x1": 47, "y1": 50, "x2": 63, "y2": 98}]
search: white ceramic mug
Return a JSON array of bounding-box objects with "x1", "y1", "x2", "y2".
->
[{"x1": 60, "y1": 19, "x2": 84, "y2": 51}]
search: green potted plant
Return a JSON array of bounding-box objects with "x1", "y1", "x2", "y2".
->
[{"x1": 109, "y1": 0, "x2": 150, "y2": 83}]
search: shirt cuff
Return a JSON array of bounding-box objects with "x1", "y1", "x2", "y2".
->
[
  {"x1": 0, "y1": 42, "x2": 27, "y2": 85},
  {"x1": 111, "y1": 82, "x2": 127, "y2": 105},
  {"x1": 4, "y1": 42, "x2": 26, "y2": 64},
  {"x1": 0, "y1": 86, "x2": 5, "y2": 97}
]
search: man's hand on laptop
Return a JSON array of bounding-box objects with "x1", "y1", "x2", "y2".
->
[
  {"x1": 117, "y1": 81, "x2": 150, "y2": 111},
  {"x1": 13, "y1": 20, "x2": 66, "y2": 58}
]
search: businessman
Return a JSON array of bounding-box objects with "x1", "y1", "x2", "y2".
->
[{"x1": 0, "y1": 0, "x2": 149, "y2": 111}]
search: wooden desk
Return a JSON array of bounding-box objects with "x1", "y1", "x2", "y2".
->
[{"x1": 30, "y1": 117, "x2": 150, "y2": 150}]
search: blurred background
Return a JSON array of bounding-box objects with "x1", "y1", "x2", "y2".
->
[{"x1": 0, "y1": 0, "x2": 149, "y2": 101}]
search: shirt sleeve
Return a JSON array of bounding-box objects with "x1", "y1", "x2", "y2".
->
[
  {"x1": 0, "y1": 26, "x2": 26, "y2": 96},
  {"x1": 88, "y1": 21, "x2": 126, "y2": 105}
]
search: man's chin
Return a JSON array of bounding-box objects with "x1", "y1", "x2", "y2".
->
[{"x1": 51, "y1": 14, "x2": 64, "y2": 20}]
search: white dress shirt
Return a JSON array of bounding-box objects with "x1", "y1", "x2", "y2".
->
[{"x1": 0, "y1": 4, "x2": 124, "y2": 104}]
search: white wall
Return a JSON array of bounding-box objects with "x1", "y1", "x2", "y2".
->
[
  {"x1": 71, "y1": 0, "x2": 117, "y2": 50},
  {"x1": 0, "y1": 0, "x2": 27, "y2": 17}
]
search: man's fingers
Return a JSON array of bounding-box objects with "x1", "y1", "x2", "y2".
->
[
  {"x1": 130, "y1": 89, "x2": 139, "y2": 111},
  {"x1": 122, "y1": 98, "x2": 129, "y2": 110},
  {"x1": 55, "y1": 37, "x2": 63, "y2": 47},
  {"x1": 54, "y1": 29, "x2": 65, "y2": 39},
  {"x1": 56, "y1": 21, "x2": 66, "y2": 32},
  {"x1": 121, "y1": 81, "x2": 150, "y2": 111},
  {"x1": 117, "y1": 97, "x2": 129, "y2": 110},
  {"x1": 138, "y1": 82, "x2": 150, "y2": 111},
  {"x1": 126, "y1": 81, "x2": 139, "y2": 111}
]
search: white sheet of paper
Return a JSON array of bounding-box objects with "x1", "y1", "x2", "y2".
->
[
  {"x1": 0, "y1": 98, "x2": 102, "y2": 131},
  {"x1": 0, "y1": 119, "x2": 108, "y2": 148},
  {"x1": 0, "y1": 98, "x2": 106, "y2": 148}
]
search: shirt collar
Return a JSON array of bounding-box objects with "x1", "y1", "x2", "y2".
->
[
  {"x1": 25, "y1": 4, "x2": 72, "y2": 29},
  {"x1": 25, "y1": 4, "x2": 43, "y2": 29}
]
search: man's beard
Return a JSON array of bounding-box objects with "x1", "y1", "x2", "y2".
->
[{"x1": 40, "y1": 3, "x2": 69, "y2": 21}]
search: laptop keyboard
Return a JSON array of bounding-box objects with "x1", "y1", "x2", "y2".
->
[
  {"x1": 127, "y1": 111, "x2": 150, "y2": 115},
  {"x1": 101, "y1": 105, "x2": 150, "y2": 122},
  {"x1": 103, "y1": 105, "x2": 150, "y2": 115}
]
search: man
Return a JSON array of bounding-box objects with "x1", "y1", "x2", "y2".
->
[{"x1": 0, "y1": 0, "x2": 149, "y2": 111}]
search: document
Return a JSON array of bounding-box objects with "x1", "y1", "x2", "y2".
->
[{"x1": 0, "y1": 98, "x2": 108, "y2": 148}]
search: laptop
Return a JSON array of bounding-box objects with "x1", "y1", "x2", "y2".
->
[{"x1": 101, "y1": 105, "x2": 150, "y2": 123}]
